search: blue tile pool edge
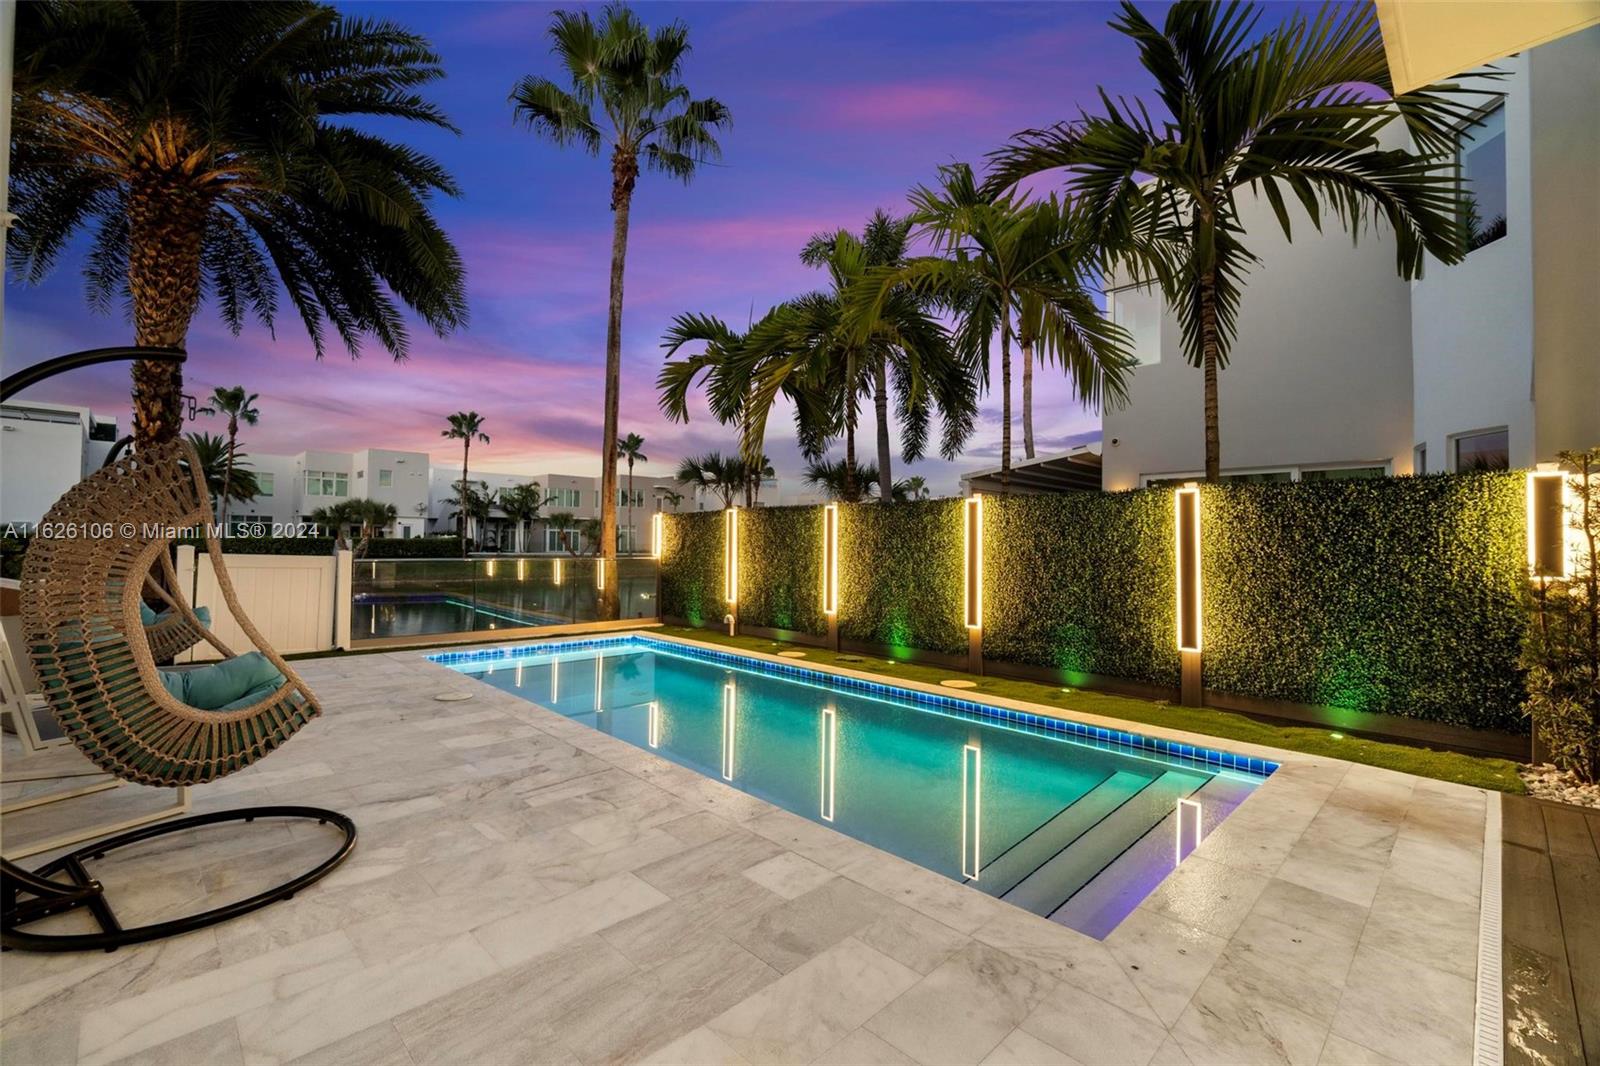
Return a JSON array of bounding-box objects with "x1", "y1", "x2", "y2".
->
[{"x1": 427, "y1": 634, "x2": 1280, "y2": 781}]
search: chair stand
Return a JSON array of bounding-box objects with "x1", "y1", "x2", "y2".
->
[{"x1": 1, "y1": 806, "x2": 356, "y2": 953}]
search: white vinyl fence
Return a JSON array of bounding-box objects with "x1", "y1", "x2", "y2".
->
[{"x1": 176, "y1": 546, "x2": 353, "y2": 661}]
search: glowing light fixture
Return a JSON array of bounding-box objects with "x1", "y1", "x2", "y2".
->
[
  {"x1": 594, "y1": 655, "x2": 604, "y2": 712},
  {"x1": 724, "y1": 508, "x2": 740, "y2": 605},
  {"x1": 596, "y1": 558, "x2": 607, "y2": 591},
  {"x1": 551, "y1": 658, "x2": 560, "y2": 704},
  {"x1": 822, "y1": 504, "x2": 840, "y2": 616},
  {"x1": 517, "y1": 559, "x2": 527, "y2": 582},
  {"x1": 485, "y1": 560, "x2": 497, "y2": 578},
  {"x1": 819, "y1": 705, "x2": 838, "y2": 822},
  {"x1": 1174, "y1": 484, "x2": 1202, "y2": 652},
  {"x1": 648, "y1": 700, "x2": 661, "y2": 749},
  {"x1": 1527, "y1": 469, "x2": 1570, "y2": 580},
  {"x1": 1175, "y1": 798, "x2": 1203, "y2": 865},
  {"x1": 963, "y1": 495, "x2": 984, "y2": 630},
  {"x1": 515, "y1": 663, "x2": 524, "y2": 688},
  {"x1": 721, "y1": 679, "x2": 737, "y2": 780},
  {"x1": 961, "y1": 743, "x2": 982, "y2": 879},
  {"x1": 651, "y1": 513, "x2": 664, "y2": 560},
  {"x1": 553, "y1": 558, "x2": 564, "y2": 586}
]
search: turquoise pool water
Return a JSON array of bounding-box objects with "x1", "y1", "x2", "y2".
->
[{"x1": 433, "y1": 636, "x2": 1272, "y2": 937}]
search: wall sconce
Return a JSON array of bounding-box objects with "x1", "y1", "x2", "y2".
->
[
  {"x1": 651, "y1": 513, "x2": 664, "y2": 560},
  {"x1": 552, "y1": 558, "x2": 563, "y2": 586},
  {"x1": 721, "y1": 679, "x2": 737, "y2": 780},
  {"x1": 1174, "y1": 484, "x2": 1202, "y2": 652},
  {"x1": 961, "y1": 743, "x2": 982, "y2": 880},
  {"x1": 822, "y1": 503, "x2": 839, "y2": 616},
  {"x1": 963, "y1": 495, "x2": 983, "y2": 630},
  {"x1": 724, "y1": 507, "x2": 740, "y2": 605},
  {"x1": 1528, "y1": 468, "x2": 1569, "y2": 580},
  {"x1": 819, "y1": 705, "x2": 837, "y2": 822}
]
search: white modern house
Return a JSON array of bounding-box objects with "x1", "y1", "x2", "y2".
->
[
  {"x1": 0, "y1": 402, "x2": 120, "y2": 525},
  {"x1": 1099, "y1": 27, "x2": 1599, "y2": 491}
]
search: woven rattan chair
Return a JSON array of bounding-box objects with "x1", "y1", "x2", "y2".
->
[{"x1": 1, "y1": 439, "x2": 355, "y2": 952}]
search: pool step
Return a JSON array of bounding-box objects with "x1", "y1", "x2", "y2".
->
[
  {"x1": 1001, "y1": 769, "x2": 1210, "y2": 917},
  {"x1": 966, "y1": 769, "x2": 1154, "y2": 898}
]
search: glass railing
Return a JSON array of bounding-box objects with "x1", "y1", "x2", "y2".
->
[{"x1": 350, "y1": 555, "x2": 658, "y2": 643}]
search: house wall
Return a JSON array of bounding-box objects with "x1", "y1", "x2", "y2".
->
[{"x1": 0, "y1": 404, "x2": 90, "y2": 525}]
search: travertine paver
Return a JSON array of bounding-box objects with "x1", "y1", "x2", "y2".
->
[{"x1": 1, "y1": 635, "x2": 1489, "y2": 1065}]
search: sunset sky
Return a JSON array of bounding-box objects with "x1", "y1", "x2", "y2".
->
[{"x1": 5, "y1": 1, "x2": 1191, "y2": 493}]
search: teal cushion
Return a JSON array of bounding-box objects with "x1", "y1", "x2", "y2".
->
[
  {"x1": 148, "y1": 605, "x2": 211, "y2": 628},
  {"x1": 217, "y1": 679, "x2": 289, "y2": 711},
  {"x1": 139, "y1": 602, "x2": 159, "y2": 626},
  {"x1": 158, "y1": 652, "x2": 285, "y2": 711}
]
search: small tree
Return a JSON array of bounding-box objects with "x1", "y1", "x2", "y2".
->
[{"x1": 1523, "y1": 447, "x2": 1600, "y2": 783}]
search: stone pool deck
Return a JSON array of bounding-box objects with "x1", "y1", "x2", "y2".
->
[{"x1": 3, "y1": 634, "x2": 1490, "y2": 1065}]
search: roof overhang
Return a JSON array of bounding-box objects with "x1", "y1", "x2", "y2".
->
[
  {"x1": 1375, "y1": 0, "x2": 1600, "y2": 93},
  {"x1": 960, "y1": 446, "x2": 1103, "y2": 494}
]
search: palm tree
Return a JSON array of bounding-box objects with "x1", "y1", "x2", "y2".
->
[
  {"x1": 904, "y1": 475, "x2": 930, "y2": 501},
  {"x1": 442, "y1": 412, "x2": 489, "y2": 557},
  {"x1": 653, "y1": 486, "x2": 685, "y2": 511},
  {"x1": 8, "y1": 2, "x2": 467, "y2": 448},
  {"x1": 311, "y1": 498, "x2": 398, "y2": 558},
  {"x1": 616, "y1": 433, "x2": 648, "y2": 553},
  {"x1": 853, "y1": 164, "x2": 1132, "y2": 489},
  {"x1": 184, "y1": 431, "x2": 260, "y2": 513},
  {"x1": 444, "y1": 481, "x2": 496, "y2": 552},
  {"x1": 803, "y1": 458, "x2": 909, "y2": 502},
  {"x1": 987, "y1": 0, "x2": 1471, "y2": 481},
  {"x1": 497, "y1": 482, "x2": 551, "y2": 554},
  {"x1": 511, "y1": 5, "x2": 731, "y2": 616},
  {"x1": 546, "y1": 511, "x2": 579, "y2": 554},
  {"x1": 198, "y1": 386, "x2": 260, "y2": 528},
  {"x1": 675, "y1": 452, "x2": 745, "y2": 508}
]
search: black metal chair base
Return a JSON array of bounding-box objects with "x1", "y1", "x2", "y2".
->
[{"x1": 1, "y1": 806, "x2": 356, "y2": 953}]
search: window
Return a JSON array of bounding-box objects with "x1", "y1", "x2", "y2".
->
[
  {"x1": 547, "y1": 487, "x2": 581, "y2": 508},
  {"x1": 1459, "y1": 103, "x2": 1506, "y2": 251},
  {"x1": 378, "y1": 469, "x2": 393, "y2": 488},
  {"x1": 1108, "y1": 284, "x2": 1163, "y2": 366},
  {"x1": 1453, "y1": 428, "x2": 1509, "y2": 471},
  {"x1": 1414, "y1": 444, "x2": 1427, "y2": 475},
  {"x1": 304, "y1": 470, "x2": 348, "y2": 497},
  {"x1": 258, "y1": 472, "x2": 275, "y2": 497},
  {"x1": 618, "y1": 489, "x2": 644, "y2": 507},
  {"x1": 1301, "y1": 466, "x2": 1385, "y2": 481}
]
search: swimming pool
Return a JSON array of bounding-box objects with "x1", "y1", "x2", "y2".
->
[{"x1": 432, "y1": 635, "x2": 1275, "y2": 938}]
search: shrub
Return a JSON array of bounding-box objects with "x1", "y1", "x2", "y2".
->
[
  {"x1": 660, "y1": 511, "x2": 723, "y2": 626},
  {"x1": 738, "y1": 505, "x2": 825, "y2": 636},
  {"x1": 838, "y1": 499, "x2": 965, "y2": 656}
]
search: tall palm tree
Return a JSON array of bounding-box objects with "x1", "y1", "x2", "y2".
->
[
  {"x1": 616, "y1": 433, "x2": 648, "y2": 553},
  {"x1": 198, "y1": 386, "x2": 260, "y2": 528},
  {"x1": 8, "y1": 2, "x2": 467, "y2": 448},
  {"x1": 853, "y1": 164, "x2": 1132, "y2": 488},
  {"x1": 184, "y1": 431, "x2": 260, "y2": 513},
  {"x1": 442, "y1": 412, "x2": 489, "y2": 558},
  {"x1": 511, "y1": 5, "x2": 731, "y2": 614},
  {"x1": 987, "y1": 0, "x2": 1472, "y2": 480}
]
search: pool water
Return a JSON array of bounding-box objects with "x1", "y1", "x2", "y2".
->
[{"x1": 435, "y1": 637, "x2": 1272, "y2": 937}]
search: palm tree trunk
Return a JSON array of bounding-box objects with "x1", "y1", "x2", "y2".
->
[
  {"x1": 460, "y1": 441, "x2": 470, "y2": 558},
  {"x1": 1000, "y1": 305, "x2": 1013, "y2": 490},
  {"x1": 220, "y1": 416, "x2": 238, "y2": 529},
  {"x1": 874, "y1": 361, "x2": 893, "y2": 502},
  {"x1": 127, "y1": 173, "x2": 206, "y2": 448},
  {"x1": 1198, "y1": 271, "x2": 1222, "y2": 482},
  {"x1": 844, "y1": 408, "x2": 858, "y2": 503},
  {"x1": 600, "y1": 151, "x2": 638, "y2": 619},
  {"x1": 1022, "y1": 340, "x2": 1035, "y2": 461}
]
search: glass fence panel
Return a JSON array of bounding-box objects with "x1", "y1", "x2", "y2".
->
[{"x1": 351, "y1": 555, "x2": 659, "y2": 642}]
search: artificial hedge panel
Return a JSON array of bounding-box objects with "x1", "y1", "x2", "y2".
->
[
  {"x1": 738, "y1": 505, "x2": 826, "y2": 636},
  {"x1": 660, "y1": 511, "x2": 724, "y2": 626},
  {"x1": 1201, "y1": 473, "x2": 1526, "y2": 731},
  {"x1": 983, "y1": 491, "x2": 1180, "y2": 687},
  {"x1": 838, "y1": 499, "x2": 966, "y2": 656}
]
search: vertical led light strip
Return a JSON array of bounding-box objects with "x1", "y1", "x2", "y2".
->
[
  {"x1": 550, "y1": 658, "x2": 560, "y2": 704},
  {"x1": 596, "y1": 558, "x2": 607, "y2": 591},
  {"x1": 1175, "y1": 798, "x2": 1203, "y2": 865},
  {"x1": 721, "y1": 679, "x2": 737, "y2": 780},
  {"x1": 515, "y1": 662, "x2": 524, "y2": 689},
  {"x1": 1527, "y1": 470, "x2": 1569, "y2": 580},
  {"x1": 724, "y1": 507, "x2": 740, "y2": 605},
  {"x1": 963, "y1": 495, "x2": 984, "y2": 630},
  {"x1": 651, "y1": 513, "x2": 664, "y2": 560},
  {"x1": 821, "y1": 503, "x2": 839, "y2": 616},
  {"x1": 594, "y1": 655, "x2": 604, "y2": 713},
  {"x1": 648, "y1": 700, "x2": 661, "y2": 749},
  {"x1": 1174, "y1": 484, "x2": 1202, "y2": 652},
  {"x1": 517, "y1": 558, "x2": 527, "y2": 582},
  {"x1": 485, "y1": 560, "x2": 497, "y2": 578},
  {"x1": 552, "y1": 558, "x2": 563, "y2": 586},
  {"x1": 960, "y1": 743, "x2": 982, "y2": 879},
  {"x1": 819, "y1": 706, "x2": 838, "y2": 822}
]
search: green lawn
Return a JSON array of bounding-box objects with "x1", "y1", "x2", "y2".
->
[{"x1": 654, "y1": 626, "x2": 1526, "y2": 794}]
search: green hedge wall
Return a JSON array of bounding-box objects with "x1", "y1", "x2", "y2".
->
[
  {"x1": 1202, "y1": 473, "x2": 1525, "y2": 731},
  {"x1": 658, "y1": 473, "x2": 1530, "y2": 733},
  {"x1": 838, "y1": 499, "x2": 966, "y2": 656},
  {"x1": 660, "y1": 511, "x2": 724, "y2": 626},
  {"x1": 738, "y1": 506, "x2": 826, "y2": 636},
  {"x1": 984, "y1": 491, "x2": 1180, "y2": 686}
]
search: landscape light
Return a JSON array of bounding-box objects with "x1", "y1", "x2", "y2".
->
[
  {"x1": 1175, "y1": 798, "x2": 1203, "y2": 865},
  {"x1": 552, "y1": 558, "x2": 563, "y2": 586},
  {"x1": 1174, "y1": 484, "x2": 1202, "y2": 652},
  {"x1": 822, "y1": 503, "x2": 840, "y2": 616},
  {"x1": 724, "y1": 507, "x2": 740, "y2": 605},
  {"x1": 963, "y1": 495, "x2": 983, "y2": 630},
  {"x1": 648, "y1": 700, "x2": 661, "y2": 749},
  {"x1": 596, "y1": 558, "x2": 607, "y2": 591},
  {"x1": 819, "y1": 705, "x2": 837, "y2": 822},
  {"x1": 1527, "y1": 469, "x2": 1570, "y2": 580},
  {"x1": 651, "y1": 513, "x2": 664, "y2": 560},
  {"x1": 961, "y1": 743, "x2": 982, "y2": 880},
  {"x1": 721, "y1": 679, "x2": 737, "y2": 780}
]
